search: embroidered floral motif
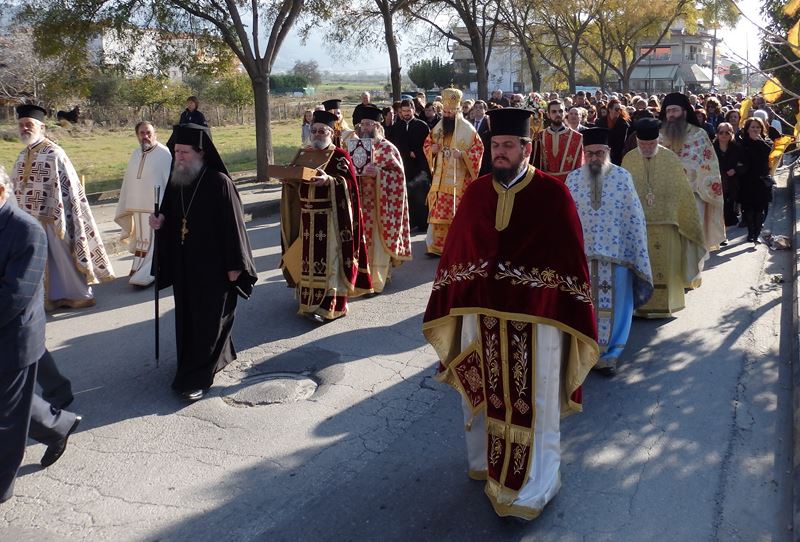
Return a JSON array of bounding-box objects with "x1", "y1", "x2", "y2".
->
[
  {"x1": 489, "y1": 435, "x2": 503, "y2": 467},
  {"x1": 511, "y1": 331, "x2": 529, "y2": 410},
  {"x1": 512, "y1": 444, "x2": 528, "y2": 475},
  {"x1": 495, "y1": 262, "x2": 593, "y2": 304},
  {"x1": 484, "y1": 329, "x2": 500, "y2": 393},
  {"x1": 431, "y1": 259, "x2": 489, "y2": 291},
  {"x1": 490, "y1": 394, "x2": 503, "y2": 409}
]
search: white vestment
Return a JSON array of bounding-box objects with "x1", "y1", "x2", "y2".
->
[{"x1": 115, "y1": 143, "x2": 171, "y2": 286}]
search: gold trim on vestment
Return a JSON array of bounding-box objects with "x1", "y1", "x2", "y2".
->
[{"x1": 492, "y1": 166, "x2": 536, "y2": 231}]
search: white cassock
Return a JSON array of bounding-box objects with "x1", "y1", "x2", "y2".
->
[{"x1": 115, "y1": 142, "x2": 172, "y2": 286}]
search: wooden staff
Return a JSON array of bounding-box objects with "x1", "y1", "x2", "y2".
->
[{"x1": 153, "y1": 185, "x2": 161, "y2": 367}]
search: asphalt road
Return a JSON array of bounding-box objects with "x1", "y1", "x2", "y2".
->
[{"x1": 0, "y1": 180, "x2": 794, "y2": 541}]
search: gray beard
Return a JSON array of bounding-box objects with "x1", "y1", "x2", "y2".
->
[
  {"x1": 584, "y1": 157, "x2": 612, "y2": 183},
  {"x1": 312, "y1": 137, "x2": 332, "y2": 150},
  {"x1": 639, "y1": 145, "x2": 659, "y2": 159},
  {"x1": 662, "y1": 117, "x2": 688, "y2": 149},
  {"x1": 171, "y1": 160, "x2": 203, "y2": 187},
  {"x1": 141, "y1": 142, "x2": 154, "y2": 152},
  {"x1": 20, "y1": 132, "x2": 43, "y2": 146}
]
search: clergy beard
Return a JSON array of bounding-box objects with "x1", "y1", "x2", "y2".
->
[
  {"x1": 141, "y1": 142, "x2": 154, "y2": 152},
  {"x1": 639, "y1": 145, "x2": 659, "y2": 158},
  {"x1": 585, "y1": 156, "x2": 612, "y2": 183},
  {"x1": 442, "y1": 117, "x2": 456, "y2": 135},
  {"x1": 662, "y1": 116, "x2": 687, "y2": 149},
  {"x1": 171, "y1": 159, "x2": 204, "y2": 187},
  {"x1": 494, "y1": 161, "x2": 526, "y2": 186},
  {"x1": 312, "y1": 137, "x2": 332, "y2": 150},
  {"x1": 20, "y1": 132, "x2": 43, "y2": 146}
]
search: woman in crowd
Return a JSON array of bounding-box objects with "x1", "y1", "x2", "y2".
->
[
  {"x1": 179, "y1": 96, "x2": 207, "y2": 126},
  {"x1": 738, "y1": 118, "x2": 774, "y2": 244},
  {"x1": 300, "y1": 109, "x2": 315, "y2": 145},
  {"x1": 695, "y1": 109, "x2": 716, "y2": 140},
  {"x1": 713, "y1": 122, "x2": 745, "y2": 229},
  {"x1": 594, "y1": 97, "x2": 631, "y2": 165},
  {"x1": 725, "y1": 109, "x2": 742, "y2": 136}
]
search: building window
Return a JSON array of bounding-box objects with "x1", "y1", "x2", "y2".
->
[
  {"x1": 688, "y1": 45, "x2": 697, "y2": 61},
  {"x1": 640, "y1": 47, "x2": 671, "y2": 61}
]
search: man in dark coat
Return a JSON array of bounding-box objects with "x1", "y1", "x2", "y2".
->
[
  {"x1": 387, "y1": 99, "x2": 432, "y2": 232},
  {"x1": 151, "y1": 124, "x2": 257, "y2": 401},
  {"x1": 0, "y1": 165, "x2": 46, "y2": 502}
]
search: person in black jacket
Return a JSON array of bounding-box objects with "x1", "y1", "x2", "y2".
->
[
  {"x1": 178, "y1": 96, "x2": 207, "y2": 127},
  {"x1": 738, "y1": 118, "x2": 773, "y2": 243},
  {"x1": 594, "y1": 98, "x2": 631, "y2": 165},
  {"x1": 713, "y1": 122, "x2": 745, "y2": 228},
  {"x1": 387, "y1": 99, "x2": 432, "y2": 232}
]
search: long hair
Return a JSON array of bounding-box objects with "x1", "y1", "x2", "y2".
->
[{"x1": 607, "y1": 98, "x2": 630, "y2": 122}]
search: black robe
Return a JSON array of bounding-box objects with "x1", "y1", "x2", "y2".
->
[
  {"x1": 387, "y1": 117, "x2": 432, "y2": 230},
  {"x1": 155, "y1": 168, "x2": 257, "y2": 392}
]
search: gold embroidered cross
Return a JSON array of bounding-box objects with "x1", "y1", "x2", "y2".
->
[{"x1": 181, "y1": 218, "x2": 189, "y2": 244}]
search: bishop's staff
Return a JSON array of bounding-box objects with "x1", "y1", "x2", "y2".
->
[{"x1": 153, "y1": 185, "x2": 161, "y2": 367}]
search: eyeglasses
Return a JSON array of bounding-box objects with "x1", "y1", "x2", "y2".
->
[{"x1": 585, "y1": 150, "x2": 608, "y2": 158}]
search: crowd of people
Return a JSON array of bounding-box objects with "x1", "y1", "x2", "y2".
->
[{"x1": 1, "y1": 83, "x2": 789, "y2": 521}]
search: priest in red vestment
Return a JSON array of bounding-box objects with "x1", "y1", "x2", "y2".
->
[
  {"x1": 423, "y1": 107, "x2": 598, "y2": 520},
  {"x1": 534, "y1": 99, "x2": 584, "y2": 182},
  {"x1": 279, "y1": 111, "x2": 372, "y2": 323}
]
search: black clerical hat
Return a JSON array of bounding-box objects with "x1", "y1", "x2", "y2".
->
[
  {"x1": 358, "y1": 105, "x2": 383, "y2": 123},
  {"x1": 322, "y1": 99, "x2": 342, "y2": 111},
  {"x1": 581, "y1": 127, "x2": 610, "y2": 146},
  {"x1": 166, "y1": 123, "x2": 229, "y2": 176},
  {"x1": 635, "y1": 118, "x2": 661, "y2": 141},
  {"x1": 16, "y1": 104, "x2": 47, "y2": 122},
  {"x1": 486, "y1": 108, "x2": 533, "y2": 137},
  {"x1": 312, "y1": 110, "x2": 338, "y2": 128}
]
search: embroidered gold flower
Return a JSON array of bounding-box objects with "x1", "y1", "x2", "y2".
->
[
  {"x1": 431, "y1": 260, "x2": 489, "y2": 291},
  {"x1": 512, "y1": 444, "x2": 528, "y2": 475},
  {"x1": 511, "y1": 332, "x2": 529, "y2": 403},
  {"x1": 495, "y1": 262, "x2": 593, "y2": 304},
  {"x1": 484, "y1": 330, "x2": 500, "y2": 392},
  {"x1": 489, "y1": 435, "x2": 503, "y2": 467}
]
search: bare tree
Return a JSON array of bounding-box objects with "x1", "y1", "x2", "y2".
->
[
  {"x1": 405, "y1": 0, "x2": 501, "y2": 99},
  {"x1": 0, "y1": 29, "x2": 63, "y2": 102},
  {"x1": 22, "y1": 0, "x2": 313, "y2": 181}
]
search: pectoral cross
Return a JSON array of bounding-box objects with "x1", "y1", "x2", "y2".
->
[{"x1": 181, "y1": 217, "x2": 189, "y2": 244}]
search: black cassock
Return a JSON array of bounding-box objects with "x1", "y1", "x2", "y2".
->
[
  {"x1": 387, "y1": 117, "x2": 431, "y2": 231},
  {"x1": 155, "y1": 168, "x2": 257, "y2": 392}
]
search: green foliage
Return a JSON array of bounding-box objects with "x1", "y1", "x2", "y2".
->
[
  {"x1": 122, "y1": 75, "x2": 189, "y2": 109},
  {"x1": 725, "y1": 63, "x2": 744, "y2": 85},
  {"x1": 269, "y1": 74, "x2": 310, "y2": 93},
  {"x1": 290, "y1": 60, "x2": 322, "y2": 86},
  {"x1": 408, "y1": 58, "x2": 455, "y2": 91},
  {"x1": 207, "y1": 74, "x2": 254, "y2": 107},
  {"x1": 760, "y1": 0, "x2": 800, "y2": 95},
  {"x1": 87, "y1": 71, "x2": 126, "y2": 106}
]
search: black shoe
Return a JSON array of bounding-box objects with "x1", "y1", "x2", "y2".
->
[
  {"x1": 50, "y1": 395, "x2": 74, "y2": 410},
  {"x1": 181, "y1": 389, "x2": 207, "y2": 401},
  {"x1": 720, "y1": 240, "x2": 728, "y2": 246},
  {"x1": 304, "y1": 312, "x2": 326, "y2": 324},
  {"x1": 41, "y1": 415, "x2": 82, "y2": 468}
]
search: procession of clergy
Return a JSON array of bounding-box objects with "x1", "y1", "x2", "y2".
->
[{"x1": 9, "y1": 87, "x2": 725, "y2": 520}]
